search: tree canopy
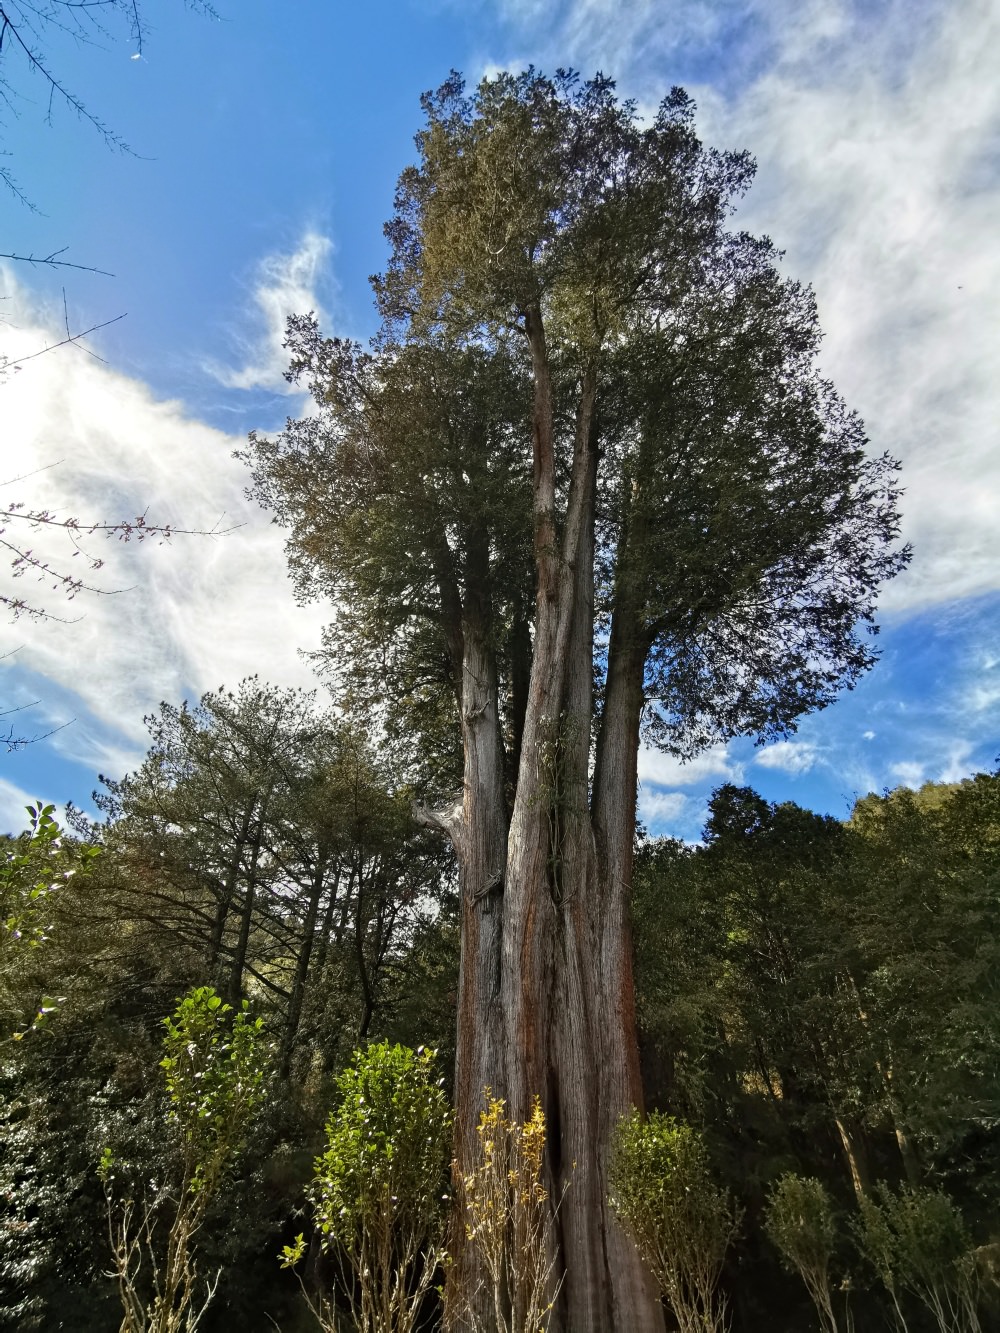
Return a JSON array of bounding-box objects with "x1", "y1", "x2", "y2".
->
[{"x1": 245, "y1": 70, "x2": 907, "y2": 772}]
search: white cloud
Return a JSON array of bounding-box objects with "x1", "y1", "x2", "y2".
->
[
  {"x1": 488, "y1": 0, "x2": 747, "y2": 99},
  {"x1": 705, "y1": 0, "x2": 1000, "y2": 614},
  {"x1": 890, "y1": 760, "x2": 925, "y2": 788},
  {"x1": 755, "y1": 740, "x2": 818, "y2": 775},
  {"x1": 208, "y1": 230, "x2": 334, "y2": 393},
  {"x1": 863, "y1": 730, "x2": 876, "y2": 741},
  {"x1": 488, "y1": 0, "x2": 1000, "y2": 615},
  {"x1": 960, "y1": 650, "x2": 1000, "y2": 716},
  {"x1": 638, "y1": 787, "x2": 689, "y2": 828},
  {"x1": 0, "y1": 776, "x2": 39, "y2": 834},
  {"x1": 49, "y1": 725, "x2": 147, "y2": 783},
  {"x1": 0, "y1": 777, "x2": 74, "y2": 833},
  {"x1": 0, "y1": 269, "x2": 330, "y2": 759},
  {"x1": 938, "y1": 741, "x2": 976, "y2": 785},
  {"x1": 638, "y1": 742, "x2": 742, "y2": 787}
]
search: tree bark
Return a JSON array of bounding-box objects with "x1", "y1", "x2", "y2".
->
[
  {"x1": 227, "y1": 789, "x2": 270, "y2": 1005},
  {"x1": 834, "y1": 1115, "x2": 872, "y2": 1205},
  {"x1": 447, "y1": 326, "x2": 664, "y2": 1331},
  {"x1": 279, "y1": 846, "x2": 330, "y2": 1080},
  {"x1": 208, "y1": 802, "x2": 255, "y2": 976}
]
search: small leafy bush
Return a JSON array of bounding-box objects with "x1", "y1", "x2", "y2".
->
[
  {"x1": 101, "y1": 986, "x2": 268, "y2": 1333},
  {"x1": 453, "y1": 1092, "x2": 563, "y2": 1333},
  {"x1": 290, "y1": 1041, "x2": 451, "y2": 1333},
  {"x1": 856, "y1": 1183, "x2": 983, "y2": 1333},
  {"x1": 764, "y1": 1174, "x2": 843, "y2": 1332},
  {"x1": 610, "y1": 1111, "x2": 738, "y2": 1333}
]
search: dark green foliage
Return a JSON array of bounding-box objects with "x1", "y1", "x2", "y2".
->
[
  {"x1": 855, "y1": 1183, "x2": 983, "y2": 1332},
  {"x1": 847, "y1": 775, "x2": 1000, "y2": 1185},
  {"x1": 243, "y1": 69, "x2": 908, "y2": 783},
  {"x1": 88, "y1": 678, "x2": 456, "y2": 1075},
  {"x1": 3, "y1": 771, "x2": 998, "y2": 1328},
  {"x1": 0, "y1": 1026, "x2": 120, "y2": 1330},
  {"x1": 633, "y1": 773, "x2": 1000, "y2": 1329},
  {"x1": 0, "y1": 684, "x2": 457, "y2": 1331}
]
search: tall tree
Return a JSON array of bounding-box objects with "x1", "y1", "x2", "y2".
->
[
  {"x1": 90, "y1": 679, "x2": 448, "y2": 1076},
  {"x1": 243, "y1": 70, "x2": 908, "y2": 1331}
]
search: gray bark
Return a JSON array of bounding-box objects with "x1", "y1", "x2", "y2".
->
[{"x1": 442, "y1": 324, "x2": 664, "y2": 1331}]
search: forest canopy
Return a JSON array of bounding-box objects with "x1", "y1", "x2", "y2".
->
[{"x1": 2, "y1": 747, "x2": 998, "y2": 1330}]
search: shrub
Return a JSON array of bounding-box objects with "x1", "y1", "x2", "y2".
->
[
  {"x1": 290, "y1": 1041, "x2": 451, "y2": 1333},
  {"x1": 451, "y1": 1092, "x2": 563, "y2": 1333},
  {"x1": 764, "y1": 1174, "x2": 844, "y2": 1333},
  {"x1": 609, "y1": 1111, "x2": 738, "y2": 1333},
  {"x1": 856, "y1": 1183, "x2": 983, "y2": 1333},
  {"x1": 101, "y1": 986, "x2": 268, "y2": 1333}
]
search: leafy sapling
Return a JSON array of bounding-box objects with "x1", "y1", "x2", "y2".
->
[
  {"x1": 285, "y1": 1041, "x2": 451, "y2": 1333},
  {"x1": 101, "y1": 985, "x2": 267, "y2": 1333}
]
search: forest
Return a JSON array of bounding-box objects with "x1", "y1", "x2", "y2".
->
[
  {"x1": 3, "y1": 65, "x2": 998, "y2": 1333},
  {"x1": 2, "y1": 689, "x2": 998, "y2": 1330}
]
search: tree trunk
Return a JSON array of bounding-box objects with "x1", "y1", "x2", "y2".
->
[
  {"x1": 279, "y1": 846, "x2": 329, "y2": 1080},
  {"x1": 454, "y1": 333, "x2": 662, "y2": 1331},
  {"x1": 208, "y1": 803, "x2": 254, "y2": 975},
  {"x1": 354, "y1": 865, "x2": 377, "y2": 1040},
  {"x1": 227, "y1": 791, "x2": 269, "y2": 1005},
  {"x1": 834, "y1": 1115, "x2": 872, "y2": 1205}
]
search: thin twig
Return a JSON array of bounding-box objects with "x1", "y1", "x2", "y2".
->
[
  {"x1": 0, "y1": 248, "x2": 114, "y2": 276},
  {"x1": 1, "y1": 311, "x2": 125, "y2": 369}
]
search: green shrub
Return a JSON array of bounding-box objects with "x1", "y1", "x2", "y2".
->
[
  {"x1": 610, "y1": 1111, "x2": 738, "y2": 1333},
  {"x1": 856, "y1": 1183, "x2": 983, "y2": 1333},
  {"x1": 101, "y1": 986, "x2": 268, "y2": 1333},
  {"x1": 290, "y1": 1041, "x2": 451, "y2": 1333},
  {"x1": 764, "y1": 1174, "x2": 843, "y2": 1332}
]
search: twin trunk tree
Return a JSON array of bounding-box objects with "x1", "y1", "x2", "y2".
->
[{"x1": 244, "y1": 71, "x2": 908, "y2": 1332}]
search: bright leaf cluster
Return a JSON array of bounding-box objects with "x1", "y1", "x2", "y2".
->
[
  {"x1": 158, "y1": 985, "x2": 267, "y2": 1195},
  {"x1": 312, "y1": 1041, "x2": 451, "y2": 1246}
]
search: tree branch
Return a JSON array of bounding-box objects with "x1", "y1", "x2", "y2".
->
[{"x1": 0, "y1": 247, "x2": 113, "y2": 276}]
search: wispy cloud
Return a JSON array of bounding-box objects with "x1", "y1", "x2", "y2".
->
[
  {"x1": 0, "y1": 777, "x2": 38, "y2": 834},
  {"x1": 1, "y1": 268, "x2": 330, "y2": 760},
  {"x1": 938, "y1": 741, "x2": 976, "y2": 785},
  {"x1": 706, "y1": 0, "x2": 1000, "y2": 614},
  {"x1": 755, "y1": 740, "x2": 818, "y2": 775},
  {"x1": 0, "y1": 776, "x2": 72, "y2": 834},
  {"x1": 890, "y1": 760, "x2": 925, "y2": 789},
  {"x1": 486, "y1": 0, "x2": 1000, "y2": 615},
  {"x1": 208, "y1": 230, "x2": 335, "y2": 393}
]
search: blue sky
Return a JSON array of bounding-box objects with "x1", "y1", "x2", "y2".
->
[{"x1": 2, "y1": 0, "x2": 998, "y2": 841}]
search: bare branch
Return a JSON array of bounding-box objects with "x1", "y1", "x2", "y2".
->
[
  {"x1": 0, "y1": 310, "x2": 126, "y2": 370},
  {"x1": 2, "y1": 714, "x2": 72, "y2": 750},
  {"x1": 0, "y1": 248, "x2": 114, "y2": 276},
  {"x1": 0, "y1": 1, "x2": 135, "y2": 152},
  {"x1": 0, "y1": 493, "x2": 242, "y2": 620}
]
